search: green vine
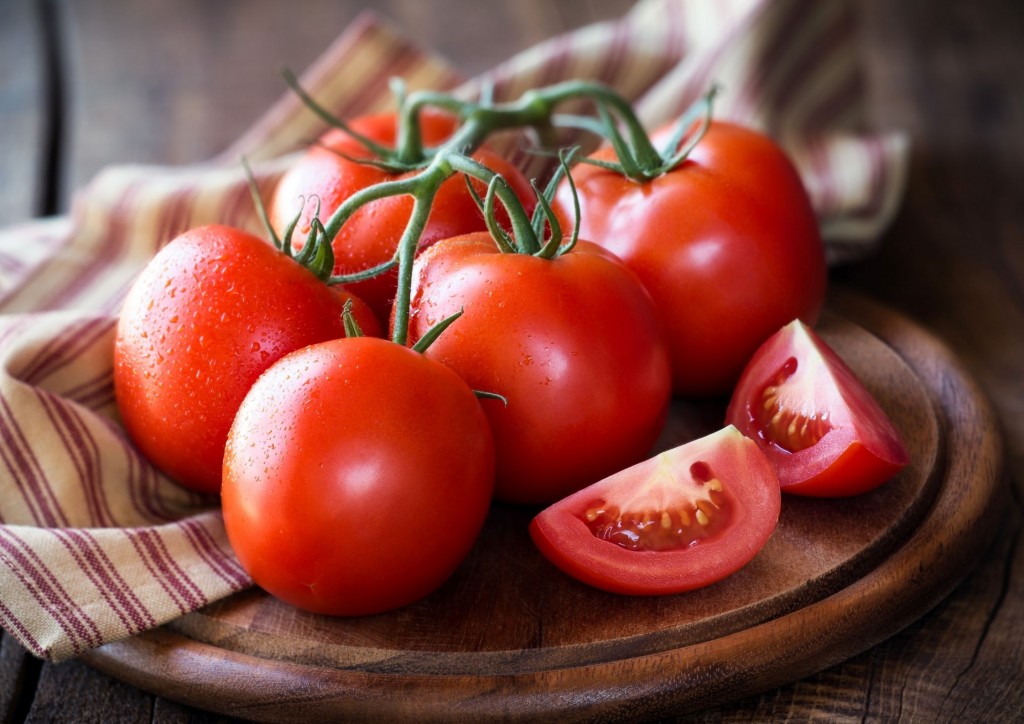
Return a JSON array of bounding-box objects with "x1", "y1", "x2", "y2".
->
[{"x1": 277, "y1": 74, "x2": 719, "y2": 347}]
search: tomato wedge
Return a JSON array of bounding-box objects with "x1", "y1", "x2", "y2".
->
[
  {"x1": 726, "y1": 320, "x2": 910, "y2": 497},
  {"x1": 529, "y1": 426, "x2": 780, "y2": 595}
]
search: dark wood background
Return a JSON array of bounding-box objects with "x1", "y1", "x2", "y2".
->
[{"x1": 1, "y1": 0, "x2": 1022, "y2": 721}]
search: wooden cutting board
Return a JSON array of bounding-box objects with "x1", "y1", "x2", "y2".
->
[{"x1": 81, "y1": 291, "x2": 1007, "y2": 722}]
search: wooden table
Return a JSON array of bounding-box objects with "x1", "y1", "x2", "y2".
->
[{"x1": 1, "y1": 0, "x2": 1022, "y2": 721}]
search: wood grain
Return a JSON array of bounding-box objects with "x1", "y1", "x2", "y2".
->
[{"x1": 80, "y1": 296, "x2": 1004, "y2": 722}]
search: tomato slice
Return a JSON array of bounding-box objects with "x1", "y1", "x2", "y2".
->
[
  {"x1": 726, "y1": 320, "x2": 910, "y2": 497},
  {"x1": 528, "y1": 426, "x2": 780, "y2": 595}
]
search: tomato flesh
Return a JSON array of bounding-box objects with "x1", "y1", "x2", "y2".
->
[
  {"x1": 727, "y1": 320, "x2": 910, "y2": 497},
  {"x1": 529, "y1": 426, "x2": 780, "y2": 595}
]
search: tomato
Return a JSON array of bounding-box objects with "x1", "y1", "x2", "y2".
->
[
  {"x1": 529, "y1": 425, "x2": 780, "y2": 595},
  {"x1": 270, "y1": 111, "x2": 535, "y2": 325},
  {"x1": 221, "y1": 336, "x2": 494, "y2": 615},
  {"x1": 554, "y1": 121, "x2": 827, "y2": 397},
  {"x1": 401, "y1": 233, "x2": 672, "y2": 505},
  {"x1": 114, "y1": 224, "x2": 379, "y2": 494},
  {"x1": 726, "y1": 319, "x2": 909, "y2": 497}
]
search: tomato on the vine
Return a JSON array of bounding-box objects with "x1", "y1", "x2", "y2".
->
[
  {"x1": 270, "y1": 111, "x2": 535, "y2": 325},
  {"x1": 529, "y1": 425, "x2": 780, "y2": 595},
  {"x1": 726, "y1": 319, "x2": 909, "y2": 497},
  {"x1": 221, "y1": 336, "x2": 494, "y2": 616},
  {"x1": 400, "y1": 233, "x2": 672, "y2": 506},
  {"x1": 114, "y1": 224, "x2": 379, "y2": 494},
  {"x1": 554, "y1": 121, "x2": 827, "y2": 397}
]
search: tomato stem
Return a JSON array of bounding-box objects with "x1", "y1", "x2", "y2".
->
[
  {"x1": 391, "y1": 180, "x2": 440, "y2": 346},
  {"x1": 447, "y1": 153, "x2": 539, "y2": 254},
  {"x1": 289, "y1": 77, "x2": 711, "y2": 348}
]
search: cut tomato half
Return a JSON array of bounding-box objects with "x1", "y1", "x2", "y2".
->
[
  {"x1": 726, "y1": 319, "x2": 910, "y2": 497},
  {"x1": 529, "y1": 426, "x2": 780, "y2": 596}
]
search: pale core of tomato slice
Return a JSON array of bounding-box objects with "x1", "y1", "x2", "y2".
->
[
  {"x1": 581, "y1": 454, "x2": 733, "y2": 552},
  {"x1": 754, "y1": 354, "x2": 836, "y2": 453}
]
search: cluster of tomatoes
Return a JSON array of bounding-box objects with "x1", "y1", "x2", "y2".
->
[{"x1": 113, "y1": 81, "x2": 909, "y2": 615}]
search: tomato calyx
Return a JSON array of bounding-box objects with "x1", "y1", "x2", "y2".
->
[
  {"x1": 573, "y1": 85, "x2": 720, "y2": 182},
  {"x1": 245, "y1": 158, "x2": 399, "y2": 287},
  {"x1": 463, "y1": 148, "x2": 582, "y2": 261}
]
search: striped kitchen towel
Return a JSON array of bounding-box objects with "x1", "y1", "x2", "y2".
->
[{"x1": 0, "y1": 0, "x2": 908, "y2": 662}]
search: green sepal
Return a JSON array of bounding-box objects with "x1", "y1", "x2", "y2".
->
[
  {"x1": 661, "y1": 85, "x2": 720, "y2": 171},
  {"x1": 279, "y1": 201, "x2": 303, "y2": 258},
  {"x1": 464, "y1": 175, "x2": 516, "y2": 254},
  {"x1": 296, "y1": 217, "x2": 336, "y2": 282},
  {"x1": 596, "y1": 103, "x2": 645, "y2": 180},
  {"x1": 282, "y1": 68, "x2": 396, "y2": 161},
  {"x1": 314, "y1": 140, "x2": 420, "y2": 173},
  {"x1": 411, "y1": 308, "x2": 464, "y2": 354},
  {"x1": 533, "y1": 147, "x2": 580, "y2": 259},
  {"x1": 241, "y1": 157, "x2": 283, "y2": 249},
  {"x1": 473, "y1": 390, "x2": 508, "y2": 406},
  {"x1": 532, "y1": 181, "x2": 564, "y2": 260},
  {"x1": 241, "y1": 157, "x2": 338, "y2": 281},
  {"x1": 341, "y1": 299, "x2": 364, "y2": 338}
]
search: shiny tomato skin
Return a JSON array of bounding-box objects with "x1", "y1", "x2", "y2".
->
[
  {"x1": 726, "y1": 320, "x2": 910, "y2": 497},
  {"x1": 529, "y1": 426, "x2": 780, "y2": 595},
  {"x1": 114, "y1": 225, "x2": 379, "y2": 494},
  {"x1": 221, "y1": 337, "x2": 495, "y2": 616},
  {"x1": 270, "y1": 111, "x2": 535, "y2": 325},
  {"x1": 401, "y1": 234, "x2": 672, "y2": 506},
  {"x1": 555, "y1": 121, "x2": 827, "y2": 397}
]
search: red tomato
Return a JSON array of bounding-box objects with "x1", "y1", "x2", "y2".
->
[
  {"x1": 270, "y1": 111, "x2": 535, "y2": 325},
  {"x1": 401, "y1": 234, "x2": 672, "y2": 505},
  {"x1": 554, "y1": 121, "x2": 827, "y2": 397},
  {"x1": 529, "y1": 426, "x2": 780, "y2": 595},
  {"x1": 114, "y1": 224, "x2": 379, "y2": 494},
  {"x1": 221, "y1": 337, "x2": 494, "y2": 616},
  {"x1": 726, "y1": 320, "x2": 909, "y2": 497}
]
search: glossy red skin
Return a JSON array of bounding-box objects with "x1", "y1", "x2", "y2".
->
[
  {"x1": 726, "y1": 320, "x2": 910, "y2": 497},
  {"x1": 529, "y1": 426, "x2": 781, "y2": 595},
  {"x1": 270, "y1": 111, "x2": 535, "y2": 325},
  {"x1": 554, "y1": 121, "x2": 828, "y2": 397},
  {"x1": 400, "y1": 234, "x2": 672, "y2": 505},
  {"x1": 221, "y1": 337, "x2": 495, "y2": 616},
  {"x1": 114, "y1": 225, "x2": 380, "y2": 494}
]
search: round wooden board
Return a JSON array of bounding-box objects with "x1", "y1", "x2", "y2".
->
[{"x1": 82, "y1": 291, "x2": 1007, "y2": 722}]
